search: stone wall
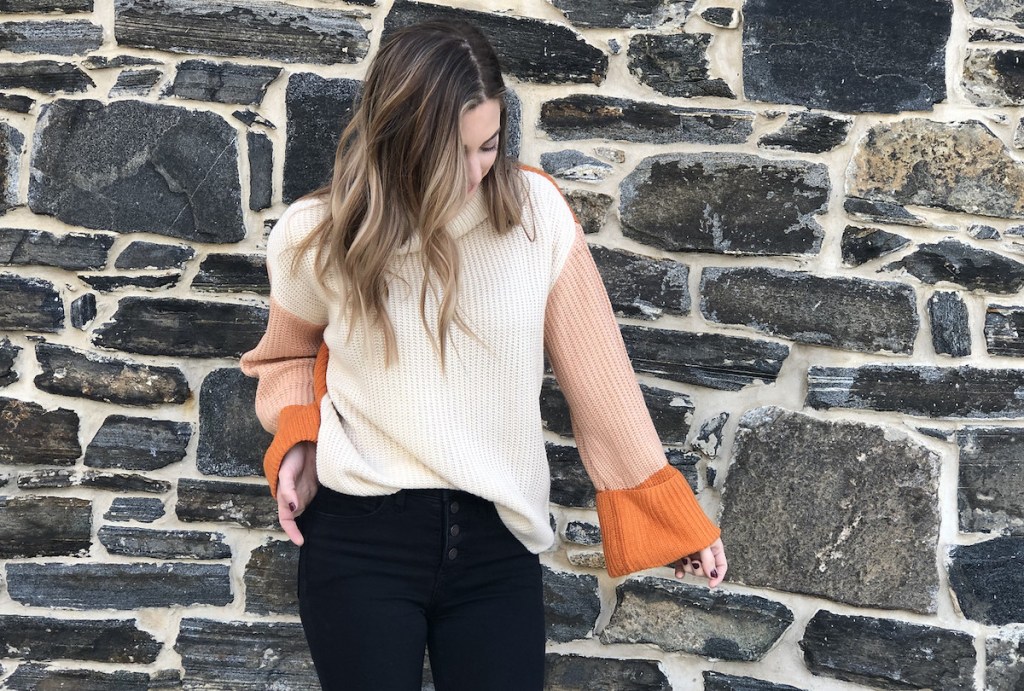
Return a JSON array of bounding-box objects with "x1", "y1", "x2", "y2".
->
[{"x1": 0, "y1": 0, "x2": 1022, "y2": 688}]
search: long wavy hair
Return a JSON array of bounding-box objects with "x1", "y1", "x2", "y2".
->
[{"x1": 295, "y1": 20, "x2": 525, "y2": 367}]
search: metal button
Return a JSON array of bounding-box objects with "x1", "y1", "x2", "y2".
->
[
  {"x1": 449, "y1": 501, "x2": 460, "y2": 514},
  {"x1": 447, "y1": 547, "x2": 458, "y2": 560},
  {"x1": 450, "y1": 524, "x2": 460, "y2": 537}
]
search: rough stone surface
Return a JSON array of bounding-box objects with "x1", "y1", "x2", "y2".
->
[
  {"x1": 541, "y1": 96, "x2": 753, "y2": 144},
  {"x1": 0, "y1": 337, "x2": 19, "y2": 387},
  {"x1": 35, "y1": 342, "x2": 190, "y2": 405},
  {"x1": 115, "y1": 240, "x2": 194, "y2": 270},
  {"x1": 885, "y1": 239, "x2": 1024, "y2": 294},
  {"x1": 844, "y1": 197, "x2": 928, "y2": 227},
  {"x1": 590, "y1": 245, "x2": 688, "y2": 320},
  {"x1": 166, "y1": 59, "x2": 280, "y2": 104},
  {"x1": 986, "y1": 629, "x2": 1024, "y2": 691},
  {"x1": 384, "y1": 1, "x2": 607, "y2": 85},
  {"x1": 542, "y1": 565, "x2": 600, "y2": 643},
  {"x1": 562, "y1": 189, "x2": 613, "y2": 234},
  {"x1": 93, "y1": 297, "x2": 267, "y2": 358},
  {"x1": 3, "y1": 665, "x2": 153, "y2": 691},
  {"x1": 0, "y1": 273, "x2": 63, "y2": 332},
  {"x1": 283, "y1": 73, "x2": 360, "y2": 203},
  {"x1": 7, "y1": 562, "x2": 232, "y2": 609},
  {"x1": 601, "y1": 576, "x2": 793, "y2": 661},
  {"x1": 80, "y1": 471, "x2": 171, "y2": 494},
  {"x1": 0, "y1": 615, "x2": 161, "y2": 662},
  {"x1": 0, "y1": 93, "x2": 34, "y2": 113},
  {"x1": 0, "y1": 122, "x2": 22, "y2": 215},
  {"x1": 564, "y1": 520, "x2": 602, "y2": 546},
  {"x1": 970, "y1": 27, "x2": 1024, "y2": 42},
  {"x1": 807, "y1": 365, "x2": 1024, "y2": 418},
  {"x1": 107, "y1": 68, "x2": 162, "y2": 97},
  {"x1": 986, "y1": 304, "x2": 1024, "y2": 356},
  {"x1": 758, "y1": 112, "x2": 852, "y2": 153},
  {"x1": 104, "y1": 497, "x2": 165, "y2": 523},
  {"x1": 547, "y1": 0, "x2": 689, "y2": 28},
  {"x1": 703, "y1": 672, "x2": 804, "y2": 690},
  {"x1": 701, "y1": 8, "x2": 737, "y2": 27},
  {"x1": 0, "y1": 397, "x2": 80, "y2": 465},
  {"x1": 695, "y1": 412, "x2": 729, "y2": 458},
  {"x1": 191, "y1": 253, "x2": 268, "y2": 294},
  {"x1": 30, "y1": 98, "x2": 244, "y2": 242},
  {"x1": 948, "y1": 537, "x2": 1024, "y2": 625},
  {"x1": 800, "y1": 610, "x2": 976, "y2": 690},
  {"x1": 99, "y1": 526, "x2": 231, "y2": 559},
  {"x1": 929, "y1": 292, "x2": 971, "y2": 357},
  {"x1": 723, "y1": 408, "x2": 939, "y2": 612},
  {"x1": 545, "y1": 654, "x2": 670, "y2": 690},
  {"x1": 2, "y1": 0, "x2": 92, "y2": 10},
  {"x1": 701, "y1": 267, "x2": 918, "y2": 353},
  {"x1": 547, "y1": 443, "x2": 594, "y2": 509},
  {"x1": 0, "y1": 229, "x2": 114, "y2": 271},
  {"x1": 620, "y1": 153, "x2": 828, "y2": 256},
  {"x1": 176, "y1": 618, "x2": 316, "y2": 688},
  {"x1": 0, "y1": 20, "x2": 102, "y2": 55},
  {"x1": 0, "y1": 60, "x2": 94, "y2": 93},
  {"x1": 0, "y1": 495, "x2": 91, "y2": 558},
  {"x1": 176, "y1": 478, "x2": 277, "y2": 528},
  {"x1": 17, "y1": 468, "x2": 74, "y2": 489},
  {"x1": 964, "y1": 49, "x2": 1024, "y2": 106},
  {"x1": 248, "y1": 131, "x2": 273, "y2": 211},
  {"x1": 70, "y1": 293, "x2": 96, "y2": 329},
  {"x1": 83, "y1": 55, "x2": 162, "y2": 69},
  {"x1": 958, "y1": 427, "x2": 1024, "y2": 535},
  {"x1": 841, "y1": 226, "x2": 911, "y2": 267},
  {"x1": 198, "y1": 368, "x2": 273, "y2": 477},
  {"x1": 85, "y1": 415, "x2": 190, "y2": 470},
  {"x1": 540, "y1": 149, "x2": 613, "y2": 182},
  {"x1": 744, "y1": 0, "x2": 950, "y2": 113},
  {"x1": 849, "y1": 118, "x2": 1024, "y2": 219},
  {"x1": 621, "y1": 325, "x2": 789, "y2": 391},
  {"x1": 966, "y1": 0, "x2": 1024, "y2": 23},
  {"x1": 115, "y1": 0, "x2": 368, "y2": 63},
  {"x1": 969, "y1": 223, "x2": 1001, "y2": 240},
  {"x1": 244, "y1": 539, "x2": 299, "y2": 615},
  {"x1": 80, "y1": 273, "x2": 180, "y2": 292},
  {"x1": 628, "y1": 32, "x2": 733, "y2": 98}
]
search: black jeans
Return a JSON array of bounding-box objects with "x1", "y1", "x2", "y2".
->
[{"x1": 296, "y1": 486, "x2": 545, "y2": 691}]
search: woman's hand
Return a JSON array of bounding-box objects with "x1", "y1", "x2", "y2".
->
[
  {"x1": 276, "y1": 441, "x2": 319, "y2": 546},
  {"x1": 670, "y1": 538, "x2": 727, "y2": 588}
]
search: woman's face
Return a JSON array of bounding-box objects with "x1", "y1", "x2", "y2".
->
[{"x1": 460, "y1": 98, "x2": 501, "y2": 197}]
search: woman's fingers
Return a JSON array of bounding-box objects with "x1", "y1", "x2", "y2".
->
[
  {"x1": 671, "y1": 539, "x2": 728, "y2": 588},
  {"x1": 277, "y1": 445, "x2": 308, "y2": 546}
]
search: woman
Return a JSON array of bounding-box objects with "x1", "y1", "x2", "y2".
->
[{"x1": 241, "y1": 19, "x2": 726, "y2": 691}]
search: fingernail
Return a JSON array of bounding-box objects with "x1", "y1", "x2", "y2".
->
[
  {"x1": 681, "y1": 558, "x2": 689, "y2": 566},
  {"x1": 288, "y1": 502, "x2": 297, "y2": 512},
  {"x1": 711, "y1": 569, "x2": 719, "y2": 579}
]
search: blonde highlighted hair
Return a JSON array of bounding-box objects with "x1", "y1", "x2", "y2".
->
[{"x1": 296, "y1": 20, "x2": 525, "y2": 366}]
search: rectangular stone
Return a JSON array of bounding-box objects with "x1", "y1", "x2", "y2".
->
[
  {"x1": 244, "y1": 540, "x2": 298, "y2": 615},
  {"x1": 175, "y1": 478, "x2": 277, "y2": 529},
  {"x1": 99, "y1": 526, "x2": 231, "y2": 559},
  {"x1": 0, "y1": 495, "x2": 90, "y2": 557},
  {"x1": 0, "y1": 397, "x2": 80, "y2": 465},
  {"x1": 0, "y1": 20, "x2": 102, "y2": 55},
  {"x1": 986, "y1": 304, "x2": 1024, "y2": 356},
  {"x1": 166, "y1": 59, "x2": 281, "y2": 104},
  {"x1": 0, "y1": 615, "x2": 160, "y2": 663},
  {"x1": 958, "y1": 427, "x2": 1024, "y2": 535},
  {"x1": 3, "y1": 664, "x2": 152, "y2": 691},
  {"x1": 0, "y1": 0, "x2": 92, "y2": 10},
  {"x1": 0, "y1": 273, "x2": 63, "y2": 332},
  {"x1": 0, "y1": 228, "x2": 114, "y2": 270}
]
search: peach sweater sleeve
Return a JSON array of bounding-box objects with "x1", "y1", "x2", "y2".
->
[{"x1": 544, "y1": 222, "x2": 721, "y2": 577}]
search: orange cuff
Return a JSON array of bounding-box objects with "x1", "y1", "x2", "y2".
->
[{"x1": 596, "y1": 465, "x2": 721, "y2": 578}]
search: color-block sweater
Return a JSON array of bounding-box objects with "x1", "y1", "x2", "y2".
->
[{"x1": 240, "y1": 169, "x2": 719, "y2": 577}]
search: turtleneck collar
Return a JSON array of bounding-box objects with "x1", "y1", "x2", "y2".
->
[{"x1": 398, "y1": 187, "x2": 490, "y2": 254}]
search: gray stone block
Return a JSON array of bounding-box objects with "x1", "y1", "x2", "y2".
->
[
  {"x1": 244, "y1": 539, "x2": 299, "y2": 615},
  {"x1": 841, "y1": 226, "x2": 910, "y2": 267},
  {"x1": 694, "y1": 412, "x2": 728, "y2": 458},
  {"x1": 563, "y1": 520, "x2": 602, "y2": 546},
  {"x1": 561, "y1": 189, "x2": 613, "y2": 235},
  {"x1": 0, "y1": 337, "x2": 19, "y2": 386},
  {"x1": 3, "y1": 665, "x2": 153, "y2": 691},
  {"x1": 0, "y1": 397, "x2": 80, "y2": 465},
  {"x1": 80, "y1": 273, "x2": 180, "y2": 292},
  {"x1": 885, "y1": 239, "x2": 1024, "y2": 294},
  {"x1": 958, "y1": 427, "x2": 1024, "y2": 535},
  {"x1": 703, "y1": 671, "x2": 805, "y2": 691},
  {"x1": 114, "y1": 240, "x2": 194, "y2": 270},
  {"x1": 628, "y1": 32, "x2": 733, "y2": 98},
  {"x1": 965, "y1": 0, "x2": 1024, "y2": 23},
  {"x1": 591, "y1": 245, "x2": 689, "y2": 320},
  {"x1": 986, "y1": 304, "x2": 1024, "y2": 356},
  {"x1": 948, "y1": 537, "x2": 1024, "y2": 625},
  {"x1": 17, "y1": 468, "x2": 74, "y2": 489},
  {"x1": 701, "y1": 8, "x2": 737, "y2": 27},
  {"x1": 0, "y1": 122, "x2": 22, "y2": 214},
  {"x1": 197, "y1": 368, "x2": 273, "y2": 477},
  {"x1": 987, "y1": 629, "x2": 1024, "y2": 691},
  {"x1": 107, "y1": 67, "x2": 162, "y2": 97},
  {"x1": 175, "y1": 478, "x2": 277, "y2": 528},
  {"x1": 248, "y1": 131, "x2": 273, "y2": 210},
  {"x1": 970, "y1": 27, "x2": 1024, "y2": 42},
  {"x1": 546, "y1": 443, "x2": 594, "y2": 508},
  {"x1": 190, "y1": 253, "x2": 268, "y2": 294},
  {"x1": 542, "y1": 565, "x2": 600, "y2": 642},
  {"x1": 964, "y1": 49, "x2": 1024, "y2": 106},
  {"x1": 0, "y1": 60, "x2": 93, "y2": 93},
  {"x1": 721, "y1": 407, "x2": 940, "y2": 612},
  {"x1": 70, "y1": 293, "x2": 96, "y2": 329},
  {"x1": 548, "y1": 0, "x2": 690, "y2": 28},
  {"x1": 0, "y1": 228, "x2": 114, "y2": 270},
  {"x1": 99, "y1": 525, "x2": 230, "y2": 559},
  {"x1": 166, "y1": 59, "x2": 280, "y2": 104},
  {"x1": 104, "y1": 497, "x2": 165, "y2": 523},
  {"x1": 80, "y1": 472, "x2": 171, "y2": 494},
  {"x1": 0, "y1": 273, "x2": 63, "y2": 332},
  {"x1": 929, "y1": 291, "x2": 971, "y2": 357},
  {"x1": 0, "y1": 615, "x2": 160, "y2": 662},
  {"x1": 0, "y1": 495, "x2": 91, "y2": 557},
  {"x1": 601, "y1": 576, "x2": 793, "y2": 661},
  {"x1": 0, "y1": 0, "x2": 91, "y2": 10},
  {"x1": 0, "y1": 20, "x2": 102, "y2": 55},
  {"x1": 545, "y1": 654, "x2": 669, "y2": 690},
  {"x1": 540, "y1": 150, "x2": 612, "y2": 182},
  {"x1": 843, "y1": 197, "x2": 928, "y2": 227},
  {"x1": 758, "y1": 112, "x2": 852, "y2": 153},
  {"x1": 0, "y1": 93, "x2": 34, "y2": 113}
]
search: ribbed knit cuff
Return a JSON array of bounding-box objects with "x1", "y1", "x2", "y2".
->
[
  {"x1": 596, "y1": 465, "x2": 721, "y2": 578},
  {"x1": 264, "y1": 403, "x2": 321, "y2": 498}
]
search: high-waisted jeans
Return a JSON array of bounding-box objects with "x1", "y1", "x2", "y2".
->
[{"x1": 296, "y1": 486, "x2": 545, "y2": 691}]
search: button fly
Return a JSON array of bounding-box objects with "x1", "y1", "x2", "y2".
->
[
  {"x1": 447, "y1": 547, "x2": 458, "y2": 560},
  {"x1": 449, "y1": 524, "x2": 460, "y2": 537},
  {"x1": 449, "y1": 501, "x2": 460, "y2": 514}
]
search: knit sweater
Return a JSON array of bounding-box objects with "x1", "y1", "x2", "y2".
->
[{"x1": 240, "y1": 169, "x2": 720, "y2": 577}]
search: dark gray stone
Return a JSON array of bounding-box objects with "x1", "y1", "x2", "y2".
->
[
  {"x1": 849, "y1": 119, "x2": 1024, "y2": 219},
  {"x1": 107, "y1": 68, "x2": 162, "y2": 97},
  {"x1": 628, "y1": 32, "x2": 733, "y2": 98},
  {"x1": 540, "y1": 379, "x2": 573, "y2": 438},
  {"x1": 70, "y1": 293, "x2": 96, "y2": 329},
  {"x1": 700, "y1": 267, "x2": 918, "y2": 353},
  {"x1": 885, "y1": 239, "x2": 1024, "y2": 293},
  {"x1": 191, "y1": 253, "x2": 268, "y2": 294},
  {"x1": 969, "y1": 223, "x2": 1001, "y2": 240},
  {"x1": 17, "y1": 468, "x2": 74, "y2": 489},
  {"x1": 115, "y1": 0, "x2": 368, "y2": 63},
  {"x1": 0, "y1": 0, "x2": 91, "y2": 10},
  {"x1": 248, "y1": 131, "x2": 273, "y2": 210},
  {"x1": 548, "y1": 0, "x2": 689, "y2": 28},
  {"x1": 384, "y1": 0, "x2": 607, "y2": 85},
  {"x1": 540, "y1": 150, "x2": 612, "y2": 182},
  {"x1": 104, "y1": 496, "x2": 165, "y2": 523},
  {"x1": 665, "y1": 449, "x2": 699, "y2": 491},
  {"x1": 0, "y1": 273, "x2": 63, "y2": 332},
  {"x1": 0, "y1": 615, "x2": 160, "y2": 662},
  {"x1": 563, "y1": 520, "x2": 602, "y2": 546},
  {"x1": 0, "y1": 60, "x2": 94, "y2": 93},
  {"x1": 0, "y1": 337, "x2": 19, "y2": 386},
  {"x1": 986, "y1": 304, "x2": 1024, "y2": 356},
  {"x1": 547, "y1": 443, "x2": 594, "y2": 509},
  {"x1": 621, "y1": 325, "x2": 789, "y2": 391},
  {"x1": 844, "y1": 197, "x2": 929, "y2": 227},
  {"x1": 744, "y1": 0, "x2": 950, "y2": 113},
  {"x1": 949, "y1": 537, "x2": 1024, "y2": 625},
  {"x1": 541, "y1": 96, "x2": 753, "y2": 144},
  {"x1": 176, "y1": 478, "x2": 277, "y2": 528},
  {"x1": 166, "y1": 59, "x2": 280, "y2": 104},
  {"x1": 620, "y1": 153, "x2": 828, "y2": 256},
  {"x1": 3, "y1": 665, "x2": 152, "y2": 691},
  {"x1": 114, "y1": 240, "x2": 194, "y2": 269},
  {"x1": 700, "y1": 8, "x2": 737, "y2": 27},
  {"x1": 601, "y1": 576, "x2": 793, "y2": 661},
  {"x1": 30, "y1": 98, "x2": 244, "y2": 243},
  {"x1": 99, "y1": 525, "x2": 230, "y2": 559},
  {"x1": 283, "y1": 73, "x2": 360, "y2": 203},
  {"x1": 83, "y1": 54, "x2": 162, "y2": 69},
  {"x1": 964, "y1": 49, "x2": 1024, "y2": 106},
  {"x1": 807, "y1": 365, "x2": 1024, "y2": 418},
  {"x1": 244, "y1": 539, "x2": 299, "y2": 615},
  {"x1": 694, "y1": 412, "x2": 728, "y2": 458},
  {"x1": 841, "y1": 226, "x2": 911, "y2": 267},
  {"x1": 503, "y1": 88, "x2": 522, "y2": 160},
  {"x1": 758, "y1": 112, "x2": 852, "y2": 153},
  {"x1": 0, "y1": 93, "x2": 34, "y2": 113},
  {"x1": 966, "y1": 0, "x2": 1024, "y2": 24},
  {"x1": 198, "y1": 368, "x2": 273, "y2": 477},
  {"x1": 176, "y1": 618, "x2": 316, "y2": 688},
  {"x1": 562, "y1": 189, "x2": 613, "y2": 234},
  {"x1": 801, "y1": 609, "x2": 976, "y2": 690},
  {"x1": 233, "y1": 108, "x2": 276, "y2": 129},
  {"x1": 542, "y1": 565, "x2": 600, "y2": 643},
  {"x1": 0, "y1": 495, "x2": 91, "y2": 558},
  {"x1": 703, "y1": 672, "x2": 804, "y2": 691},
  {"x1": 929, "y1": 291, "x2": 971, "y2": 357},
  {"x1": 590, "y1": 245, "x2": 689, "y2": 320},
  {"x1": 0, "y1": 229, "x2": 114, "y2": 270},
  {"x1": 35, "y1": 342, "x2": 190, "y2": 405},
  {"x1": 721, "y1": 407, "x2": 940, "y2": 612},
  {"x1": 0, "y1": 20, "x2": 102, "y2": 55},
  {"x1": 970, "y1": 27, "x2": 1024, "y2": 42},
  {"x1": 93, "y1": 297, "x2": 267, "y2": 358},
  {"x1": 80, "y1": 471, "x2": 171, "y2": 494},
  {"x1": 7, "y1": 562, "x2": 232, "y2": 609},
  {"x1": 85, "y1": 415, "x2": 191, "y2": 470},
  {"x1": 987, "y1": 630, "x2": 1024, "y2": 691},
  {"x1": 80, "y1": 273, "x2": 180, "y2": 292},
  {"x1": 0, "y1": 397, "x2": 80, "y2": 465},
  {"x1": 0, "y1": 122, "x2": 22, "y2": 216},
  {"x1": 958, "y1": 427, "x2": 1024, "y2": 535},
  {"x1": 545, "y1": 654, "x2": 669, "y2": 690}
]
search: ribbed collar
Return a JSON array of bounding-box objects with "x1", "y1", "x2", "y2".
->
[{"x1": 398, "y1": 188, "x2": 490, "y2": 254}]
